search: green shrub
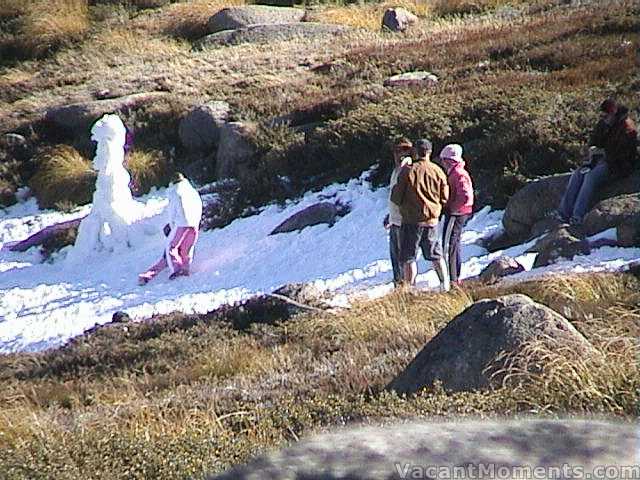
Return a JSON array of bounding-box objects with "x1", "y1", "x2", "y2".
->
[{"x1": 29, "y1": 145, "x2": 96, "y2": 210}]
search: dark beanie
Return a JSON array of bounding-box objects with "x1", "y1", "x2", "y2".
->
[{"x1": 600, "y1": 98, "x2": 618, "y2": 114}]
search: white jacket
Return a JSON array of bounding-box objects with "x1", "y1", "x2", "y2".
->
[
  {"x1": 388, "y1": 157, "x2": 412, "y2": 226},
  {"x1": 167, "y1": 179, "x2": 202, "y2": 228}
]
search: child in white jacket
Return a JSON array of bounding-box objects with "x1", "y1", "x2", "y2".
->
[{"x1": 138, "y1": 173, "x2": 203, "y2": 285}]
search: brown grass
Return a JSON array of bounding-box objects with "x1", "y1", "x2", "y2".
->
[
  {"x1": 28, "y1": 145, "x2": 95, "y2": 209},
  {"x1": 309, "y1": 0, "x2": 431, "y2": 30},
  {"x1": 20, "y1": 0, "x2": 90, "y2": 57},
  {"x1": 126, "y1": 149, "x2": 174, "y2": 195}
]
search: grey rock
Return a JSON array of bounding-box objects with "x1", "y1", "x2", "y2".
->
[
  {"x1": 528, "y1": 226, "x2": 590, "y2": 268},
  {"x1": 583, "y1": 193, "x2": 640, "y2": 237},
  {"x1": 503, "y1": 170, "x2": 640, "y2": 240},
  {"x1": 383, "y1": 71, "x2": 438, "y2": 88},
  {"x1": 381, "y1": 7, "x2": 418, "y2": 32},
  {"x1": 478, "y1": 256, "x2": 525, "y2": 283},
  {"x1": 503, "y1": 173, "x2": 570, "y2": 240},
  {"x1": 208, "y1": 419, "x2": 638, "y2": 480},
  {"x1": 198, "y1": 179, "x2": 245, "y2": 230},
  {"x1": 270, "y1": 202, "x2": 339, "y2": 235},
  {"x1": 387, "y1": 294, "x2": 593, "y2": 394},
  {"x1": 45, "y1": 92, "x2": 167, "y2": 133},
  {"x1": 198, "y1": 22, "x2": 350, "y2": 48},
  {"x1": 207, "y1": 5, "x2": 305, "y2": 34},
  {"x1": 272, "y1": 282, "x2": 328, "y2": 314},
  {"x1": 617, "y1": 213, "x2": 640, "y2": 247},
  {"x1": 215, "y1": 122, "x2": 256, "y2": 180},
  {"x1": 179, "y1": 101, "x2": 230, "y2": 152}
]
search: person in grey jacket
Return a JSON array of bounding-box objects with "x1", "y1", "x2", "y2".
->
[{"x1": 383, "y1": 138, "x2": 413, "y2": 286}]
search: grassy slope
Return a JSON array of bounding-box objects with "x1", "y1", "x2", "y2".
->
[
  {"x1": 0, "y1": 0, "x2": 638, "y2": 208},
  {"x1": 0, "y1": 273, "x2": 638, "y2": 479}
]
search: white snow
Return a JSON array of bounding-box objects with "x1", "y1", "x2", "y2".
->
[{"x1": 1, "y1": 171, "x2": 639, "y2": 354}]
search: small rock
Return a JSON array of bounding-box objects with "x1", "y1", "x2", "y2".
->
[
  {"x1": 270, "y1": 202, "x2": 343, "y2": 235},
  {"x1": 527, "y1": 226, "x2": 590, "y2": 268},
  {"x1": 112, "y1": 311, "x2": 131, "y2": 323},
  {"x1": 479, "y1": 256, "x2": 525, "y2": 283},
  {"x1": 382, "y1": 7, "x2": 418, "y2": 32},
  {"x1": 383, "y1": 71, "x2": 438, "y2": 88}
]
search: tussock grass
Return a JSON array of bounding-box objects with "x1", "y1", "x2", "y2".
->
[
  {"x1": 20, "y1": 0, "x2": 90, "y2": 57},
  {"x1": 28, "y1": 145, "x2": 95, "y2": 209},
  {"x1": 126, "y1": 149, "x2": 174, "y2": 195},
  {"x1": 0, "y1": 273, "x2": 637, "y2": 478}
]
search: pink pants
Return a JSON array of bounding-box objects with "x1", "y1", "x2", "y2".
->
[{"x1": 139, "y1": 226, "x2": 198, "y2": 281}]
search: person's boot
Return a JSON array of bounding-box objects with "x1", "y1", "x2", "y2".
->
[{"x1": 433, "y1": 258, "x2": 451, "y2": 293}]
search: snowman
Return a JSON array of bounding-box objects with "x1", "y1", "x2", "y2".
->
[{"x1": 66, "y1": 114, "x2": 145, "y2": 263}]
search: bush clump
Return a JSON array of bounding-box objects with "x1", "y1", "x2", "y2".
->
[
  {"x1": 126, "y1": 149, "x2": 174, "y2": 196},
  {"x1": 29, "y1": 145, "x2": 96, "y2": 209}
]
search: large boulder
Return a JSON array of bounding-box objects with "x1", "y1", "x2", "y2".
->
[
  {"x1": 198, "y1": 23, "x2": 349, "y2": 48},
  {"x1": 215, "y1": 121, "x2": 256, "y2": 180},
  {"x1": 206, "y1": 5, "x2": 305, "y2": 34},
  {"x1": 387, "y1": 294, "x2": 593, "y2": 394},
  {"x1": 270, "y1": 202, "x2": 342, "y2": 235},
  {"x1": 504, "y1": 170, "x2": 640, "y2": 240},
  {"x1": 502, "y1": 173, "x2": 570, "y2": 240},
  {"x1": 178, "y1": 101, "x2": 230, "y2": 152},
  {"x1": 198, "y1": 179, "x2": 245, "y2": 230},
  {"x1": 208, "y1": 419, "x2": 638, "y2": 480},
  {"x1": 45, "y1": 92, "x2": 167, "y2": 133},
  {"x1": 381, "y1": 7, "x2": 418, "y2": 32},
  {"x1": 527, "y1": 226, "x2": 591, "y2": 268},
  {"x1": 478, "y1": 256, "x2": 525, "y2": 283},
  {"x1": 583, "y1": 193, "x2": 640, "y2": 237}
]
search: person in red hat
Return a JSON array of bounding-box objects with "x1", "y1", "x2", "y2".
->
[{"x1": 558, "y1": 98, "x2": 638, "y2": 226}]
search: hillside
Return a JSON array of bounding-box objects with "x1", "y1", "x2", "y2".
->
[{"x1": 0, "y1": 0, "x2": 639, "y2": 479}]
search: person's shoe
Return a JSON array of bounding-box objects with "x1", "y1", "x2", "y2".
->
[
  {"x1": 138, "y1": 275, "x2": 150, "y2": 286},
  {"x1": 169, "y1": 270, "x2": 189, "y2": 280},
  {"x1": 569, "y1": 216, "x2": 583, "y2": 227}
]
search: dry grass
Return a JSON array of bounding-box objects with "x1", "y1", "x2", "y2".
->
[
  {"x1": 0, "y1": 273, "x2": 638, "y2": 478},
  {"x1": 126, "y1": 149, "x2": 174, "y2": 195},
  {"x1": 28, "y1": 145, "x2": 95, "y2": 209},
  {"x1": 309, "y1": 0, "x2": 431, "y2": 30},
  {"x1": 20, "y1": 0, "x2": 90, "y2": 57}
]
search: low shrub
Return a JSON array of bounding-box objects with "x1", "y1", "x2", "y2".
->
[
  {"x1": 29, "y1": 145, "x2": 96, "y2": 209},
  {"x1": 126, "y1": 149, "x2": 174, "y2": 196}
]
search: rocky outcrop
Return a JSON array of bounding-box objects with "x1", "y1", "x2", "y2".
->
[
  {"x1": 503, "y1": 170, "x2": 640, "y2": 240},
  {"x1": 527, "y1": 226, "x2": 591, "y2": 268},
  {"x1": 270, "y1": 202, "x2": 345, "y2": 234},
  {"x1": 208, "y1": 419, "x2": 638, "y2": 480},
  {"x1": 478, "y1": 256, "x2": 525, "y2": 283},
  {"x1": 206, "y1": 5, "x2": 305, "y2": 34},
  {"x1": 617, "y1": 214, "x2": 640, "y2": 247},
  {"x1": 198, "y1": 23, "x2": 350, "y2": 48},
  {"x1": 215, "y1": 122, "x2": 256, "y2": 180},
  {"x1": 179, "y1": 101, "x2": 230, "y2": 152},
  {"x1": 583, "y1": 193, "x2": 640, "y2": 237},
  {"x1": 387, "y1": 294, "x2": 593, "y2": 394},
  {"x1": 383, "y1": 71, "x2": 438, "y2": 88},
  {"x1": 381, "y1": 7, "x2": 418, "y2": 32},
  {"x1": 45, "y1": 92, "x2": 167, "y2": 133}
]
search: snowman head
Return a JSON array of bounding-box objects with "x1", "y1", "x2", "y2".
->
[{"x1": 91, "y1": 114, "x2": 127, "y2": 147}]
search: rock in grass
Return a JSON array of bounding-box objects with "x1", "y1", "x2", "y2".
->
[
  {"x1": 383, "y1": 71, "x2": 438, "y2": 88},
  {"x1": 382, "y1": 7, "x2": 418, "y2": 32},
  {"x1": 208, "y1": 419, "x2": 638, "y2": 480},
  {"x1": 215, "y1": 121, "x2": 256, "y2": 180},
  {"x1": 206, "y1": 5, "x2": 305, "y2": 34},
  {"x1": 198, "y1": 23, "x2": 350, "y2": 48},
  {"x1": 387, "y1": 294, "x2": 594, "y2": 394},
  {"x1": 45, "y1": 92, "x2": 167, "y2": 133},
  {"x1": 179, "y1": 101, "x2": 230, "y2": 152}
]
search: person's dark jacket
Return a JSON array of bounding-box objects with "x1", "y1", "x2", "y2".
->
[{"x1": 590, "y1": 106, "x2": 638, "y2": 176}]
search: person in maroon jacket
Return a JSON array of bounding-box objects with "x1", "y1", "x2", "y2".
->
[
  {"x1": 439, "y1": 144, "x2": 474, "y2": 285},
  {"x1": 558, "y1": 99, "x2": 638, "y2": 225}
]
